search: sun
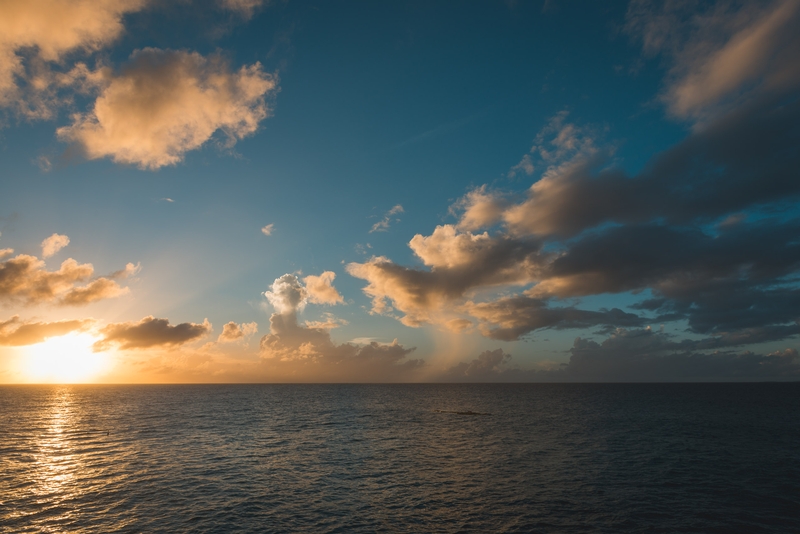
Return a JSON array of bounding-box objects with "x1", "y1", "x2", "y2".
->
[{"x1": 23, "y1": 333, "x2": 110, "y2": 383}]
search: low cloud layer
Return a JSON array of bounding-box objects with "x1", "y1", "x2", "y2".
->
[
  {"x1": 440, "y1": 327, "x2": 800, "y2": 382},
  {"x1": 57, "y1": 49, "x2": 277, "y2": 169},
  {"x1": 259, "y1": 311, "x2": 422, "y2": 382},
  {"x1": 94, "y1": 316, "x2": 211, "y2": 351},
  {"x1": 217, "y1": 321, "x2": 258, "y2": 342},
  {"x1": 0, "y1": 315, "x2": 93, "y2": 346}
]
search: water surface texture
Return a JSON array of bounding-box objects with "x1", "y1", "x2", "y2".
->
[{"x1": 1, "y1": 384, "x2": 798, "y2": 532}]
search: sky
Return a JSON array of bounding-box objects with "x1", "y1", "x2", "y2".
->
[{"x1": 0, "y1": 0, "x2": 798, "y2": 383}]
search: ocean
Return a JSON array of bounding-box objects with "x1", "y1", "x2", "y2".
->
[{"x1": 1, "y1": 384, "x2": 798, "y2": 533}]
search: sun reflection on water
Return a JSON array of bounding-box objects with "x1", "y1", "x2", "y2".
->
[{"x1": 33, "y1": 388, "x2": 79, "y2": 501}]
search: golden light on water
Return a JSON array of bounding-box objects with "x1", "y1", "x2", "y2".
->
[{"x1": 22, "y1": 333, "x2": 110, "y2": 383}]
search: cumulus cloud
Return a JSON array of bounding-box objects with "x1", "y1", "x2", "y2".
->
[
  {"x1": 57, "y1": 48, "x2": 277, "y2": 169},
  {"x1": 0, "y1": 0, "x2": 146, "y2": 118},
  {"x1": 0, "y1": 315, "x2": 93, "y2": 346},
  {"x1": 259, "y1": 310, "x2": 422, "y2": 382},
  {"x1": 349, "y1": 85, "x2": 800, "y2": 346},
  {"x1": 303, "y1": 271, "x2": 344, "y2": 305},
  {"x1": 264, "y1": 272, "x2": 344, "y2": 314},
  {"x1": 0, "y1": 252, "x2": 132, "y2": 306},
  {"x1": 217, "y1": 320, "x2": 258, "y2": 342},
  {"x1": 347, "y1": 228, "x2": 545, "y2": 327},
  {"x1": 261, "y1": 223, "x2": 274, "y2": 236},
  {"x1": 41, "y1": 233, "x2": 69, "y2": 258},
  {"x1": 370, "y1": 205, "x2": 404, "y2": 233},
  {"x1": 264, "y1": 273, "x2": 308, "y2": 314},
  {"x1": 94, "y1": 316, "x2": 211, "y2": 351}
]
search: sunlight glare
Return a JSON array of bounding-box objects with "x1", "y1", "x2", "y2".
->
[{"x1": 23, "y1": 333, "x2": 109, "y2": 383}]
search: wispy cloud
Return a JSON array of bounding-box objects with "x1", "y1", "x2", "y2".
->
[
  {"x1": 261, "y1": 223, "x2": 274, "y2": 236},
  {"x1": 370, "y1": 205, "x2": 404, "y2": 233}
]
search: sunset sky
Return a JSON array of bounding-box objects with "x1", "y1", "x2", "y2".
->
[{"x1": 1, "y1": 0, "x2": 798, "y2": 383}]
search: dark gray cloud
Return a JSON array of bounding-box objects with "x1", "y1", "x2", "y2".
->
[
  {"x1": 259, "y1": 311, "x2": 423, "y2": 382},
  {"x1": 94, "y1": 316, "x2": 211, "y2": 351},
  {"x1": 562, "y1": 328, "x2": 800, "y2": 382},
  {"x1": 465, "y1": 296, "x2": 646, "y2": 341},
  {"x1": 440, "y1": 328, "x2": 800, "y2": 382}
]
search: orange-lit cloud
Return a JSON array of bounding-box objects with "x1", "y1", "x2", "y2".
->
[
  {"x1": 347, "y1": 228, "x2": 543, "y2": 327},
  {"x1": 0, "y1": 315, "x2": 93, "y2": 346},
  {"x1": 0, "y1": 0, "x2": 146, "y2": 118},
  {"x1": 95, "y1": 316, "x2": 212, "y2": 351},
  {"x1": 627, "y1": 0, "x2": 800, "y2": 120},
  {"x1": 220, "y1": 0, "x2": 265, "y2": 19},
  {"x1": 0, "y1": 252, "x2": 132, "y2": 306},
  {"x1": 303, "y1": 271, "x2": 344, "y2": 305},
  {"x1": 57, "y1": 48, "x2": 277, "y2": 169},
  {"x1": 41, "y1": 233, "x2": 69, "y2": 258},
  {"x1": 217, "y1": 320, "x2": 258, "y2": 342}
]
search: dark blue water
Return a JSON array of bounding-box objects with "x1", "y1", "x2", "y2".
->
[{"x1": 1, "y1": 384, "x2": 798, "y2": 532}]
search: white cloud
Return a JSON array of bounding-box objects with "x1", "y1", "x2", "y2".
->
[{"x1": 261, "y1": 223, "x2": 274, "y2": 236}]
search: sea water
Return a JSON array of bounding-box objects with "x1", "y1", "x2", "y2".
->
[{"x1": 1, "y1": 383, "x2": 798, "y2": 532}]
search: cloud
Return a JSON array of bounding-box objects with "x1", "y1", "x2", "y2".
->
[
  {"x1": 264, "y1": 272, "x2": 344, "y2": 314},
  {"x1": 0, "y1": 253, "x2": 132, "y2": 306},
  {"x1": 437, "y1": 327, "x2": 800, "y2": 382},
  {"x1": 303, "y1": 271, "x2": 344, "y2": 305},
  {"x1": 440, "y1": 348, "x2": 512, "y2": 381},
  {"x1": 263, "y1": 273, "x2": 308, "y2": 314},
  {"x1": 94, "y1": 316, "x2": 211, "y2": 351},
  {"x1": 370, "y1": 204, "x2": 404, "y2": 233},
  {"x1": 258, "y1": 310, "x2": 422, "y2": 382},
  {"x1": 217, "y1": 320, "x2": 258, "y2": 342},
  {"x1": 57, "y1": 48, "x2": 278, "y2": 170},
  {"x1": 463, "y1": 296, "x2": 646, "y2": 341},
  {"x1": 261, "y1": 223, "x2": 274, "y2": 236},
  {"x1": 626, "y1": 0, "x2": 800, "y2": 120},
  {"x1": 347, "y1": 228, "x2": 545, "y2": 326},
  {"x1": 0, "y1": 315, "x2": 93, "y2": 346},
  {"x1": 0, "y1": 0, "x2": 147, "y2": 119},
  {"x1": 560, "y1": 328, "x2": 800, "y2": 381},
  {"x1": 41, "y1": 233, "x2": 69, "y2": 258},
  {"x1": 220, "y1": 0, "x2": 265, "y2": 19},
  {"x1": 451, "y1": 186, "x2": 508, "y2": 232},
  {"x1": 305, "y1": 312, "x2": 348, "y2": 330}
]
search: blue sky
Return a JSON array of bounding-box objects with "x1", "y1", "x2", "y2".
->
[{"x1": 1, "y1": 0, "x2": 798, "y2": 382}]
